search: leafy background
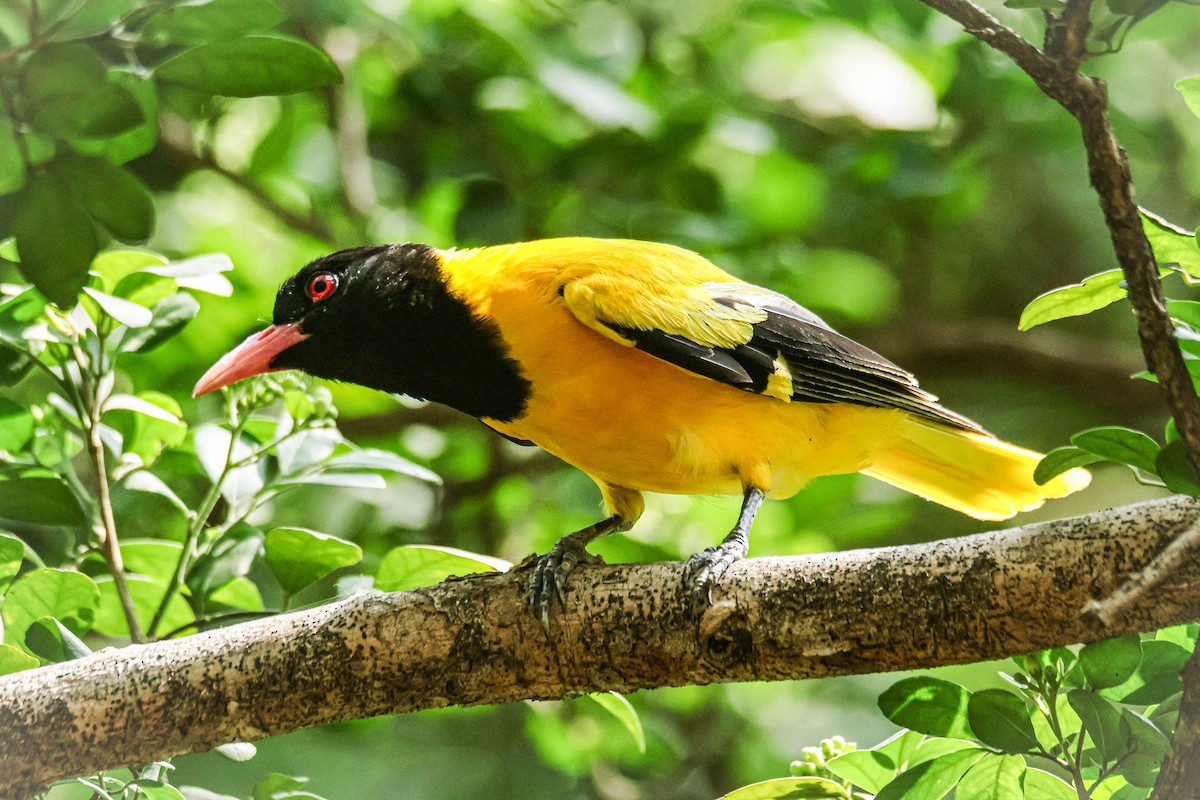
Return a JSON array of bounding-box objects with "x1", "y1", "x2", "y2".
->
[{"x1": 1, "y1": 0, "x2": 1199, "y2": 798}]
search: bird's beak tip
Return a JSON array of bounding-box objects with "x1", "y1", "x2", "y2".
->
[{"x1": 193, "y1": 323, "x2": 309, "y2": 398}]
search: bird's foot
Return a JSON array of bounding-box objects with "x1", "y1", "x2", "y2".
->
[
  {"x1": 526, "y1": 535, "x2": 605, "y2": 630},
  {"x1": 682, "y1": 538, "x2": 748, "y2": 608}
]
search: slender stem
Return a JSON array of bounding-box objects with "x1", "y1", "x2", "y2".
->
[
  {"x1": 70, "y1": 339, "x2": 145, "y2": 643},
  {"x1": 146, "y1": 418, "x2": 247, "y2": 638},
  {"x1": 86, "y1": 429, "x2": 144, "y2": 643}
]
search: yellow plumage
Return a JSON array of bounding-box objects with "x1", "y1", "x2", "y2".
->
[{"x1": 435, "y1": 238, "x2": 1090, "y2": 524}]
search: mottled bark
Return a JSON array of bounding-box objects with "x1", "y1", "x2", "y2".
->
[{"x1": 1, "y1": 496, "x2": 1197, "y2": 797}]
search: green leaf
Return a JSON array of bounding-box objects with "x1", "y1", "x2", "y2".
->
[
  {"x1": 13, "y1": 173, "x2": 98, "y2": 307},
  {"x1": 22, "y1": 43, "x2": 107, "y2": 102},
  {"x1": 1154, "y1": 439, "x2": 1200, "y2": 496},
  {"x1": 1156, "y1": 622, "x2": 1199, "y2": 649},
  {"x1": 872, "y1": 728, "x2": 925, "y2": 770},
  {"x1": 264, "y1": 527, "x2": 362, "y2": 596},
  {"x1": 0, "y1": 397, "x2": 34, "y2": 452},
  {"x1": 208, "y1": 577, "x2": 264, "y2": 610},
  {"x1": 825, "y1": 749, "x2": 894, "y2": 793},
  {"x1": 1168, "y1": 299, "x2": 1200, "y2": 329},
  {"x1": 1180, "y1": 76, "x2": 1200, "y2": 119},
  {"x1": 954, "y1": 754, "x2": 1024, "y2": 800},
  {"x1": 0, "y1": 530, "x2": 24, "y2": 594},
  {"x1": 877, "y1": 676, "x2": 974, "y2": 739},
  {"x1": 1067, "y1": 689, "x2": 1129, "y2": 764},
  {"x1": 1069, "y1": 427, "x2": 1160, "y2": 474},
  {"x1": 1100, "y1": 640, "x2": 1190, "y2": 704},
  {"x1": 187, "y1": 523, "x2": 264, "y2": 600},
  {"x1": 25, "y1": 615, "x2": 92, "y2": 662},
  {"x1": 1034, "y1": 446, "x2": 1102, "y2": 486},
  {"x1": 215, "y1": 742, "x2": 258, "y2": 762},
  {"x1": 716, "y1": 777, "x2": 848, "y2": 799},
  {"x1": 1079, "y1": 634, "x2": 1142, "y2": 690},
  {"x1": 0, "y1": 643, "x2": 40, "y2": 676},
  {"x1": 324, "y1": 448, "x2": 442, "y2": 484},
  {"x1": 253, "y1": 773, "x2": 311, "y2": 800},
  {"x1": 908, "y1": 736, "x2": 979, "y2": 766},
  {"x1": 0, "y1": 470, "x2": 87, "y2": 525},
  {"x1": 83, "y1": 288, "x2": 154, "y2": 328},
  {"x1": 139, "y1": 0, "x2": 287, "y2": 45},
  {"x1": 374, "y1": 544, "x2": 510, "y2": 592},
  {"x1": 0, "y1": 121, "x2": 26, "y2": 195},
  {"x1": 1141, "y1": 208, "x2": 1200, "y2": 280},
  {"x1": 2, "y1": 568, "x2": 100, "y2": 645},
  {"x1": 22, "y1": 44, "x2": 143, "y2": 138},
  {"x1": 118, "y1": 540, "x2": 185, "y2": 584},
  {"x1": 1021, "y1": 768, "x2": 1077, "y2": 800},
  {"x1": 875, "y1": 748, "x2": 987, "y2": 800},
  {"x1": 126, "y1": 780, "x2": 186, "y2": 800},
  {"x1": 276, "y1": 428, "x2": 342, "y2": 476},
  {"x1": 54, "y1": 155, "x2": 154, "y2": 242},
  {"x1": 105, "y1": 392, "x2": 186, "y2": 465},
  {"x1": 1120, "y1": 710, "x2": 1169, "y2": 787},
  {"x1": 91, "y1": 248, "x2": 168, "y2": 292},
  {"x1": 92, "y1": 574, "x2": 193, "y2": 638},
  {"x1": 146, "y1": 253, "x2": 234, "y2": 296},
  {"x1": 156, "y1": 36, "x2": 342, "y2": 98},
  {"x1": 587, "y1": 692, "x2": 645, "y2": 753},
  {"x1": 119, "y1": 292, "x2": 201, "y2": 354},
  {"x1": 1018, "y1": 269, "x2": 1126, "y2": 330},
  {"x1": 966, "y1": 689, "x2": 1039, "y2": 754},
  {"x1": 70, "y1": 71, "x2": 160, "y2": 165}
]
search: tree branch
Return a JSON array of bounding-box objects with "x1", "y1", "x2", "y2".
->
[
  {"x1": 916, "y1": 3, "x2": 1200, "y2": 795},
  {"x1": 1, "y1": 496, "x2": 1197, "y2": 797}
]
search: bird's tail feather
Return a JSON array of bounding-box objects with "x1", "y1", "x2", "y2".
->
[{"x1": 863, "y1": 417, "x2": 1091, "y2": 521}]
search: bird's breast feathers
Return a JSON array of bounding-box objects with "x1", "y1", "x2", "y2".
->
[{"x1": 431, "y1": 238, "x2": 919, "y2": 496}]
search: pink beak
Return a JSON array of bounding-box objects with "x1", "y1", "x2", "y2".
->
[{"x1": 193, "y1": 322, "x2": 310, "y2": 397}]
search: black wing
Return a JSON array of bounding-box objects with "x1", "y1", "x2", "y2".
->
[{"x1": 606, "y1": 284, "x2": 984, "y2": 434}]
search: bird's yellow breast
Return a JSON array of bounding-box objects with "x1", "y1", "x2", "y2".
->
[{"x1": 436, "y1": 240, "x2": 906, "y2": 498}]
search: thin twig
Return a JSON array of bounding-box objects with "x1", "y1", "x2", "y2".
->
[
  {"x1": 156, "y1": 117, "x2": 338, "y2": 246},
  {"x1": 1082, "y1": 519, "x2": 1200, "y2": 626},
  {"x1": 916, "y1": 2, "x2": 1200, "y2": 795},
  {"x1": 146, "y1": 417, "x2": 247, "y2": 639}
]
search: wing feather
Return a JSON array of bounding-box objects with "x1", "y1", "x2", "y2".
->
[{"x1": 560, "y1": 269, "x2": 982, "y2": 433}]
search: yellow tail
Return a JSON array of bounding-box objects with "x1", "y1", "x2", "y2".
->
[{"x1": 863, "y1": 418, "x2": 1091, "y2": 521}]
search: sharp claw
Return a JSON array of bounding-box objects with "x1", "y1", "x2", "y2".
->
[
  {"x1": 526, "y1": 534, "x2": 605, "y2": 633},
  {"x1": 683, "y1": 542, "x2": 743, "y2": 609}
]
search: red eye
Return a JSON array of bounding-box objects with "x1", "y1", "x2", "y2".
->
[{"x1": 306, "y1": 272, "x2": 338, "y2": 302}]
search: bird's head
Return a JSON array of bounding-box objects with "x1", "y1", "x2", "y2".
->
[{"x1": 192, "y1": 243, "x2": 530, "y2": 420}]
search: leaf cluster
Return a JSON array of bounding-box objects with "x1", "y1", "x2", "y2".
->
[
  {"x1": 725, "y1": 625, "x2": 1198, "y2": 799},
  {"x1": 0, "y1": 0, "x2": 341, "y2": 306}
]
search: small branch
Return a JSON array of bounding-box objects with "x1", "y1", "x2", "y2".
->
[
  {"x1": 72, "y1": 338, "x2": 144, "y2": 644},
  {"x1": 156, "y1": 117, "x2": 338, "y2": 246},
  {"x1": 147, "y1": 418, "x2": 246, "y2": 639},
  {"x1": 1, "y1": 496, "x2": 1198, "y2": 797},
  {"x1": 1153, "y1": 647, "x2": 1200, "y2": 798},
  {"x1": 917, "y1": 0, "x2": 1060, "y2": 94},
  {"x1": 1082, "y1": 518, "x2": 1200, "y2": 626},
  {"x1": 86, "y1": 430, "x2": 145, "y2": 644}
]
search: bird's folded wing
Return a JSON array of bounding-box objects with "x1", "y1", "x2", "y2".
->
[{"x1": 561, "y1": 276, "x2": 983, "y2": 433}]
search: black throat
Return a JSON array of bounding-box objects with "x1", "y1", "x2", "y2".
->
[{"x1": 273, "y1": 244, "x2": 531, "y2": 422}]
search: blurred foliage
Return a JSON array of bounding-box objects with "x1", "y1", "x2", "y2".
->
[
  {"x1": 730, "y1": 625, "x2": 1199, "y2": 799},
  {"x1": 1, "y1": 0, "x2": 1200, "y2": 798}
]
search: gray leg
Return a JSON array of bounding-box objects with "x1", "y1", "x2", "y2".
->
[
  {"x1": 528, "y1": 515, "x2": 624, "y2": 629},
  {"x1": 683, "y1": 486, "x2": 766, "y2": 604}
]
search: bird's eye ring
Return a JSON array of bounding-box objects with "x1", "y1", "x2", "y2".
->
[{"x1": 306, "y1": 272, "x2": 338, "y2": 302}]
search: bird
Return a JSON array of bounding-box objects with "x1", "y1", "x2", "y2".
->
[{"x1": 194, "y1": 238, "x2": 1091, "y2": 619}]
